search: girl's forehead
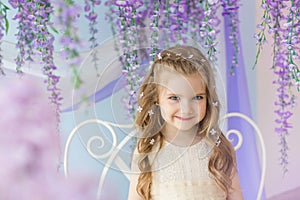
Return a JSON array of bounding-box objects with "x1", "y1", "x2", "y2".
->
[{"x1": 158, "y1": 71, "x2": 206, "y2": 95}]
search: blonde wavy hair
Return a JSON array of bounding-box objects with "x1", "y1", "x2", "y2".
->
[{"x1": 134, "y1": 46, "x2": 236, "y2": 200}]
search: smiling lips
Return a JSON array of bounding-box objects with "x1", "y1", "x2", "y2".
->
[{"x1": 175, "y1": 116, "x2": 194, "y2": 121}]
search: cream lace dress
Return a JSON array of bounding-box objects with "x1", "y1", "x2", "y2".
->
[{"x1": 133, "y1": 139, "x2": 226, "y2": 200}]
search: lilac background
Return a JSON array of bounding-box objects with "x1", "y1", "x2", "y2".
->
[{"x1": 3, "y1": 0, "x2": 286, "y2": 199}]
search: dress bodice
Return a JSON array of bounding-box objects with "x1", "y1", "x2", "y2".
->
[{"x1": 150, "y1": 139, "x2": 226, "y2": 200}]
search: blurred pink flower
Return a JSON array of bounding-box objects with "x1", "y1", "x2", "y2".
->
[{"x1": 0, "y1": 76, "x2": 96, "y2": 199}]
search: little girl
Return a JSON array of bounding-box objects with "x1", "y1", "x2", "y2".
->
[{"x1": 128, "y1": 46, "x2": 244, "y2": 200}]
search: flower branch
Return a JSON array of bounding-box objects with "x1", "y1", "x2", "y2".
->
[
  {"x1": 221, "y1": 0, "x2": 240, "y2": 75},
  {"x1": 35, "y1": 0, "x2": 62, "y2": 118},
  {"x1": 198, "y1": 0, "x2": 220, "y2": 63},
  {"x1": 9, "y1": 0, "x2": 34, "y2": 73},
  {"x1": 255, "y1": 0, "x2": 300, "y2": 173},
  {"x1": 116, "y1": 1, "x2": 143, "y2": 119},
  {"x1": 149, "y1": 0, "x2": 160, "y2": 62},
  {"x1": 0, "y1": 2, "x2": 9, "y2": 76},
  {"x1": 84, "y1": 0, "x2": 101, "y2": 76},
  {"x1": 55, "y1": 0, "x2": 83, "y2": 89}
]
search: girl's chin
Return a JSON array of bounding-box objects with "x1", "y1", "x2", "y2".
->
[{"x1": 173, "y1": 124, "x2": 198, "y2": 132}]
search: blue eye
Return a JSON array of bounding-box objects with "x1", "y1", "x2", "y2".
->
[
  {"x1": 193, "y1": 95, "x2": 204, "y2": 100},
  {"x1": 169, "y1": 96, "x2": 180, "y2": 101}
]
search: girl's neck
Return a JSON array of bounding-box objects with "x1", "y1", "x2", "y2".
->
[{"x1": 162, "y1": 125, "x2": 201, "y2": 147}]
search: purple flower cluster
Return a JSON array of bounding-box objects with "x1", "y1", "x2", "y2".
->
[
  {"x1": 55, "y1": 0, "x2": 83, "y2": 89},
  {"x1": 84, "y1": 0, "x2": 101, "y2": 76},
  {"x1": 198, "y1": 0, "x2": 221, "y2": 63},
  {"x1": 105, "y1": 1, "x2": 223, "y2": 119},
  {"x1": 273, "y1": 52, "x2": 293, "y2": 174},
  {"x1": 285, "y1": 1, "x2": 300, "y2": 84},
  {"x1": 104, "y1": 1, "x2": 120, "y2": 54},
  {"x1": 35, "y1": 0, "x2": 62, "y2": 117},
  {"x1": 0, "y1": 2, "x2": 9, "y2": 76},
  {"x1": 221, "y1": 0, "x2": 241, "y2": 75},
  {"x1": 169, "y1": 0, "x2": 221, "y2": 63},
  {"x1": 0, "y1": 77, "x2": 96, "y2": 199},
  {"x1": 255, "y1": 0, "x2": 300, "y2": 173},
  {"x1": 8, "y1": 0, "x2": 62, "y2": 117},
  {"x1": 168, "y1": 0, "x2": 189, "y2": 44},
  {"x1": 108, "y1": 0, "x2": 144, "y2": 119},
  {"x1": 149, "y1": 0, "x2": 160, "y2": 62},
  {"x1": 9, "y1": 0, "x2": 34, "y2": 73}
]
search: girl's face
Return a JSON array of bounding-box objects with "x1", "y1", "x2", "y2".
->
[{"x1": 158, "y1": 71, "x2": 207, "y2": 134}]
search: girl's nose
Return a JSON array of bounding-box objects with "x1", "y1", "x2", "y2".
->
[{"x1": 180, "y1": 100, "x2": 194, "y2": 114}]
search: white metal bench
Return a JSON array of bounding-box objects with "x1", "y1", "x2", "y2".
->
[{"x1": 64, "y1": 112, "x2": 266, "y2": 200}]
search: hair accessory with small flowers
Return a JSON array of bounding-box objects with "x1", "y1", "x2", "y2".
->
[
  {"x1": 176, "y1": 53, "x2": 182, "y2": 56},
  {"x1": 209, "y1": 128, "x2": 217, "y2": 136},
  {"x1": 188, "y1": 55, "x2": 193, "y2": 59},
  {"x1": 212, "y1": 101, "x2": 218, "y2": 107},
  {"x1": 149, "y1": 138, "x2": 155, "y2": 145},
  {"x1": 137, "y1": 105, "x2": 143, "y2": 112},
  {"x1": 157, "y1": 53, "x2": 162, "y2": 60},
  {"x1": 215, "y1": 137, "x2": 221, "y2": 146},
  {"x1": 148, "y1": 109, "x2": 154, "y2": 116},
  {"x1": 140, "y1": 92, "x2": 144, "y2": 98}
]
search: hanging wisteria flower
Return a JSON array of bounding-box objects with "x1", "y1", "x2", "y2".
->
[
  {"x1": 149, "y1": 0, "x2": 160, "y2": 63},
  {"x1": 159, "y1": 0, "x2": 171, "y2": 47},
  {"x1": 284, "y1": 1, "x2": 300, "y2": 84},
  {"x1": 255, "y1": 0, "x2": 300, "y2": 173},
  {"x1": 187, "y1": 0, "x2": 221, "y2": 64},
  {"x1": 8, "y1": 0, "x2": 62, "y2": 117},
  {"x1": 0, "y1": 2, "x2": 9, "y2": 76},
  {"x1": 167, "y1": 0, "x2": 189, "y2": 45},
  {"x1": 9, "y1": 0, "x2": 35, "y2": 73},
  {"x1": 221, "y1": 0, "x2": 241, "y2": 75},
  {"x1": 55, "y1": 0, "x2": 83, "y2": 89},
  {"x1": 199, "y1": 0, "x2": 221, "y2": 63},
  {"x1": 34, "y1": 0, "x2": 62, "y2": 118},
  {"x1": 273, "y1": 58, "x2": 293, "y2": 174},
  {"x1": 104, "y1": 1, "x2": 120, "y2": 59},
  {"x1": 112, "y1": 0, "x2": 144, "y2": 120},
  {"x1": 84, "y1": 0, "x2": 101, "y2": 76}
]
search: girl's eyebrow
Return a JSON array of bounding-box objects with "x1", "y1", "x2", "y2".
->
[
  {"x1": 166, "y1": 93, "x2": 180, "y2": 96},
  {"x1": 166, "y1": 92, "x2": 206, "y2": 96},
  {"x1": 195, "y1": 92, "x2": 206, "y2": 95}
]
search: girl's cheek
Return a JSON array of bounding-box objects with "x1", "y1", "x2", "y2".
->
[{"x1": 167, "y1": 100, "x2": 179, "y2": 106}]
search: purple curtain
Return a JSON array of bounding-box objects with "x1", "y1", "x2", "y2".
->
[{"x1": 223, "y1": 14, "x2": 266, "y2": 200}]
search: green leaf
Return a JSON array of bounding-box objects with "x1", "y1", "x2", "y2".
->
[
  {"x1": 4, "y1": 17, "x2": 9, "y2": 34},
  {"x1": 50, "y1": 25, "x2": 59, "y2": 34},
  {"x1": 66, "y1": 0, "x2": 74, "y2": 5},
  {"x1": 3, "y1": 4, "x2": 10, "y2": 11}
]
